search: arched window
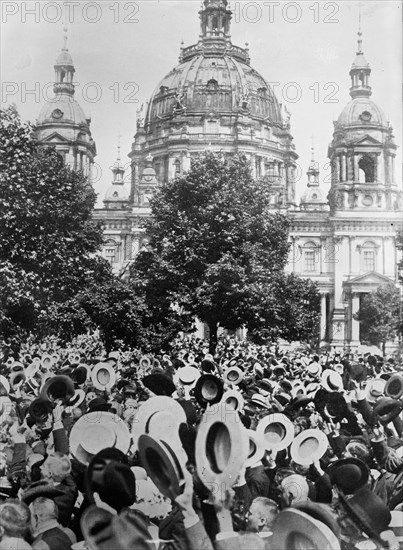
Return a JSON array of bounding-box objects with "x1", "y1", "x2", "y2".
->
[
  {"x1": 358, "y1": 155, "x2": 375, "y2": 183},
  {"x1": 174, "y1": 159, "x2": 181, "y2": 175}
]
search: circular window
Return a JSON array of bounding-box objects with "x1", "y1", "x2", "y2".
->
[
  {"x1": 362, "y1": 195, "x2": 373, "y2": 206},
  {"x1": 51, "y1": 108, "x2": 63, "y2": 119},
  {"x1": 359, "y1": 111, "x2": 372, "y2": 122},
  {"x1": 312, "y1": 193, "x2": 318, "y2": 200}
]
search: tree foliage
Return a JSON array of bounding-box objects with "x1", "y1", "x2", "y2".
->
[
  {"x1": 132, "y1": 152, "x2": 320, "y2": 351},
  {"x1": 354, "y1": 282, "x2": 401, "y2": 352}
]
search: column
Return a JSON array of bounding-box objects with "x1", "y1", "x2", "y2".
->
[
  {"x1": 168, "y1": 156, "x2": 176, "y2": 180},
  {"x1": 320, "y1": 293, "x2": 327, "y2": 341},
  {"x1": 351, "y1": 293, "x2": 360, "y2": 343},
  {"x1": 341, "y1": 154, "x2": 346, "y2": 182},
  {"x1": 391, "y1": 155, "x2": 395, "y2": 183},
  {"x1": 335, "y1": 155, "x2": 340, "y2": 182},
  {"x1": 260, "y1": 157, "x2": 265, "y2": 176},
  {"x1": 354, "y1": 154, "x2": 359, "y2": 182},
  {"x1": 374, "y1": 154, "x2": 379, "y2": 182},
  {"x1": 250, "y1": 154, "x2": 256, "y2": 178}
]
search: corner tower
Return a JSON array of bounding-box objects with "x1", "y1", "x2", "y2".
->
[
  {"x1": 35, "y1": 28, "x2": 96, "y2": 181},
  {"x1": 326, "y1": 26, "x2": 401, "y2": 349}
]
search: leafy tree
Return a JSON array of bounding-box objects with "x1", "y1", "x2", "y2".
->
[
  {"x1": 0, "y1": 106, "x2": 111, "y2": 350},
  {"x1": 354, "y1": 282, "x2": 402, "y2": 355},
  {"x1": 131, "y1": 152, "x2": 320, "y2": 352}
]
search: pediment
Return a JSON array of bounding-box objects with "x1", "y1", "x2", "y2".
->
[
  {"x1": 345, "y1": 272, "x2": 394, "y2": 285},
  {"x1": 350, "y1": 134, "x2": 382, "y2": 147},
  {"x1": 42, "y1": 132, "x2": 69, "y2": 143}
]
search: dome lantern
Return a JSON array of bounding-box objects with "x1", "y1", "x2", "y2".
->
[{"x1": 349, "y1": 20, "x2": 371, "y2": 99}]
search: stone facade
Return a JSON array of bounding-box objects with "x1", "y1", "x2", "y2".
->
[{"x1": 35, "y1": 1, "x2": 402, "y2": 350}]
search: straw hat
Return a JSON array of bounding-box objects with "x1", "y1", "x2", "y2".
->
[
  {"x1": 91, "y1": 362, "x2": 116, "y2": 391},
  {"x1": 290, "y1": 429, "x2": 328, "y2": 466},
  {"x1": 256, "y1": 413, "x2": 294, "y2": 452},
  {"x1": 321, "y1": 370, "x2": 343, "y2": 393},
  {"x1": 69, "y1": 411, "x2": 131, "y2": 464}
]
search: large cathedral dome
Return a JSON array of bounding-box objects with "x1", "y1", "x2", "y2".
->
[
  {"x1": 130, "y1": 0, "x2": 298, "y2": 208},
  {"x1": 145, "y1": 48, "x2": 282, "y2": 128}
]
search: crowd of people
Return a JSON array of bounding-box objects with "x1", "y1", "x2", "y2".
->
[{"x1": 0, "y1": 335, "x2": 402, "y2": 550}]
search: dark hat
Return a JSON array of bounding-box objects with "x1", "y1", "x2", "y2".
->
[
  {"x1": 194, "y1": 374, "x2": 223, "y2": 408},
  {"x1": 40, "y1": 375, "x2": 75, "y2": 405},
  {"x1": 86, "y1": 452, "x2": 136, "y2": 512},
  {"x1": 338, "y1": 487, "x2": 391, "y2": 540},
  {"x1": 21, "y1": 481, "x2": 65, "y2": 505},
  {"x1": 367, "y1": 355, "x2": 377, "y2": 367},
  {"x1": 70, "y1": 365, "x2": 89, "y2": 386},
  {"x1": 273, "y1": 365, "x2": 286, "y2": 377},
  {"x1": 200, "y1": 359, "x2": 216, "y2": 373},
  {"x1": 87, "y1": 397, "x2": 112, "y2": 413},
  {"x1": 28, "y1": 398, "x2": 53, "y2": 425},
  {"x1": 327, "y1": 457, "x2": 369, "y2": 494},
  {"x1": 373, "y1": 397, "x2": 403, "y2": 425},
  {"x1": 385, "y1": 374, "x2": 403, "y2": 400},
  {"x1": 142, "y1": 372, "x2": 176, "y2": 396}
]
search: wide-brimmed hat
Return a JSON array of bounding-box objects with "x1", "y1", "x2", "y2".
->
[
  {"x1": 221, "y1": 389, "x2": 244, "y2": 412},
  {"x1": 273, "y1": 365, "x2": 286, "y2": 377},
  {"x1": 365, "y1": 378, "x2": 386, "y2": 403},
  {"x1": 327, "y1": 457, "x2": 369, "y2": 494},
  {"x1": 40, "y1": 375, "x2": 75, "y2": 405},
  {"x1": 142, "y1": 372, "x2": 176, "y2": 396},
  {"x1": 131, "y1": 396, "x2": 186, "y2": 452},
  {"x1": 21, "y1": 481, "x2": 65, "y2": 505},
  {"x1": 25, "y1": 361, "x2": 42, "y2": 382},
  {"x1": 66, "y1": 389, "x2": 86, "y2": 408},
  {"x1": 138, "y1": 433, "x2": 186, "y2": 501},
  {"x1": 305, "y1": 382, "x2": 320, "y2": 398},
  {"x1": 91, "y1": 362, "x2": 116, "y2": 391},
  {"x1": 200, "y1": 358, "x2": 217, "y2": 373},
  {"x1": 385, "y1": 374, "x2": 403, "y2": 400},
  {"x1": 306, "y1": 362, "x2": 322, "y2": 377},
  {"x1": 70, "y1": 411, "x2": 131, "y2": 464},
  {"x1": 195, "y1": 402, "x2": 249, "y2": 490},
  {"x1": 244, "y1": 429, "x2": 266, "y2": 468},
  {"x1": 194, "y1": 375, "x2": 223, "y2": 407},
  {"x1": 9, "y1": 370, "x2": 26, "y2": 390},
  {"x1": 321, "y1": 370, "x2": 343, "y2": 392},
  {"x1": 175, "y1": 366, "x2": 200, "y2": 387},
  {"x1": 40, "y1": 354, "x2": 55, "y2": 370},
  {"x1": 293, "y1": 501, "x2": 340, "y2": 537},
  {"x1": 290, "y1": 429, "x2": 328, "y2": 466},
  {"x1": 250, "y1": 393, "x2": 270, "y2": 409},
  {"x1": 139, "y1": 356, "x2": 151, "y2": 370},
  {"x1": 373, "y1": 397, "x2": 403, "y2": 424},
  {"x1": 271, "y1": 507, "x2": 340, "y2": 550},
  {"x1": 256, "y1": 413, "x2": 294, "y2": 452},
  {"x1": 223, "y1": 366, "x2": 244, "y2": 385},
  {"x1": 338, "y1": 487, "x2": 391, "y2": 541}
]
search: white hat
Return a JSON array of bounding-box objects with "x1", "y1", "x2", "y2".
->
[
  {"x1": 256, "y1": 413, "x2": 294, "y2": 452},
  {"x1": 91, "y1": 362, "x2": 116, "y2": 391},
  {"x1": 290, "y1": 429, "x2": 328, "y2": 466},
  {"x1": 321, "y1": 370, "x2": 343, "y2": 392},
  {"x1": 69, "y1": 411, "x2": 130, "y2": 464},
  {"x1": 365, "y1": 378, "x2": 386, "y2": 403}
]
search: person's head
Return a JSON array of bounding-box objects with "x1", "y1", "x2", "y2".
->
[
  {"x1": 280, "y1": 474, "x2": 309, "y2": 507},
  {"x1": 344, "y1": 441, "x2": 370, "y2": 462},
  {"x1": 246, "y1": 497, "x2": 279, "y2": 532},
  {"x1": 29, "y1": 497, "x2": 58, "y2": 531},
  {"x1": 0, "y1": 499, "x2": 31, "y2": 540},
  {"x1": 290, "y1": 460, "x2": 310, "y2": 477},
  {"x1": 40, "y1": 452, "x2": 71, "y2": 483}
]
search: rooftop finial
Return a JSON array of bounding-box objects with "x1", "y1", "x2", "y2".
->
[
  {"x1": 117, "y1": 133, "x2": 121, "y2": 162},
  {"x1": 63, "y1": 26, "x2": 68, "y2": 51},
  {"x1": 357, "y1": 2, "x2": 363, "y2": 54},
  {"x1": 310, "y1": 135, "x2": 315, "y2": 161}
]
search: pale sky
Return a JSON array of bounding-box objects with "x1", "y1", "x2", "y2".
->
[{"x1": 1, "y1": 1, "x2": 401, "y2": 205}]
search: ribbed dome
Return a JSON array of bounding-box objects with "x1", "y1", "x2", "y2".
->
[
  {"x1": 145, "y1": 53, "x2": 282, "y2": 127},
  {"x1": 337, "y1": 96, "x2": 387, "y2": 127},
  {"x1": 56, "y1": 49, "x2": 74, "y2": 66},
  {"x1": 37, "y1": 93, "x2": 88, "y2": 126}
]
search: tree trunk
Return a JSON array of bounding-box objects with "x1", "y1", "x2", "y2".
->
[{"x1": 209, "y1": 321, "x2": 218, "y2": 355}]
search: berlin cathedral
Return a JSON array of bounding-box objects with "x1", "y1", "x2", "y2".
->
[{"x1": 34, "y1": 0, "x2": 401, "y2": 350}]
